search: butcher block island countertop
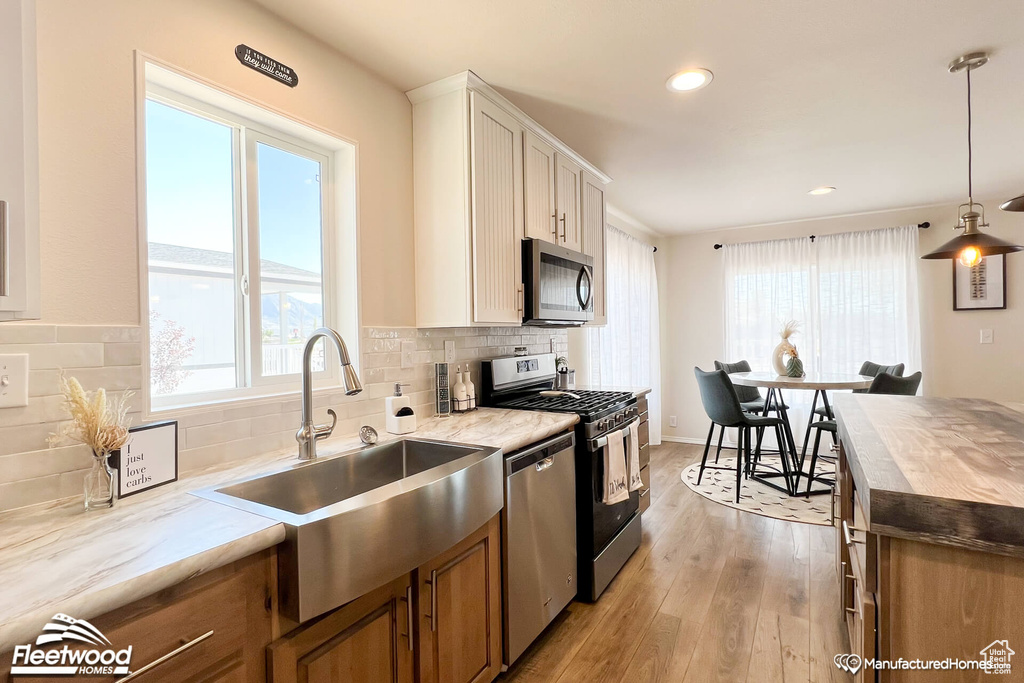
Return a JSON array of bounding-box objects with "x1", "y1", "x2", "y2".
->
[{"x1": 835, "y1": 394, "x2": 1024, "y2": 557}]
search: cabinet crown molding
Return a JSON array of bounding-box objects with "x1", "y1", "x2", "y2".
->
[{"x1": 406, "y1": 70, "x2": 612, "y2": 185}]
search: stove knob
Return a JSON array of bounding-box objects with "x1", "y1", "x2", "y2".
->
[{"x1": 616, "y1": 413, "x2": 625, "y2": 424}]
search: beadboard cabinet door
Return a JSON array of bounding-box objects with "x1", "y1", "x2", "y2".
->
[
  {"x1": 0, "y1": 0, "x2": 39, "y2": 320},
  {"x1": 523, "y1": 131, "x2": 557, "y2": 243},
  {"x1": 470, "y1": 92, "x2": 524, "y2": 325},
  {"x1": 555, "y1": 154, "x2": 582, "y2": 252},
  {"x1": 580, "y1": 170, "x2": 607, "y2": 325}
]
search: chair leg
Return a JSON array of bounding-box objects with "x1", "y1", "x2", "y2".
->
[
  {"x1": 775, "y1": 422, "x2": 794, "y2": 495},
  {"x1": 806, "y1": 428, "x2": 823, "y2": 495},
  {"x1": 752, "y1": 425, "x2": 765, "y2": 476},
  {"x1": 697, "y1": 422, "x2": 715, "y2": 485},
  {"x1": 714, "y1": 424, "x2": 725, "y2": 464},
  {"x1": 735, "y1": 427, "x2": 745, "y2": 503}
]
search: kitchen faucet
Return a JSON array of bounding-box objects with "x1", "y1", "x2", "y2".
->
[{"x1": 296, "y1": 327, "x2": 362, "y2": 460}]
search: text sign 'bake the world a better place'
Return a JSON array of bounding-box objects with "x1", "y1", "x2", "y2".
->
[
  {"x1": 235, "y1": 44, "x2": 298, "y2": 87},
  {"x1": 118, "y1": 421, "x2": 178, "y2": 498}
]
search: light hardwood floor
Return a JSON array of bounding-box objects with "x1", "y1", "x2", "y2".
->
[{"x1": 499, "y1": 442, "x2": 853, "y2": 683}]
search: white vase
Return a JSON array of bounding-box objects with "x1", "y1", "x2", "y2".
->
[{"x1": 771, "y1": 342, "x2": 789, "y2": 376}]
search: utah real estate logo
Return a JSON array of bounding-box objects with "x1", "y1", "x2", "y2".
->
[{"x1": 11, "y1": 614, "x2": 132, "y2": 676}]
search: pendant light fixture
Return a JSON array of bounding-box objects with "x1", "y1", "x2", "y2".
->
[
  {"x1": 1002, "y1": 194, "x2": 1024, "y2": 212},
  {"x1": 922, "y1": 52, "x2": 1022, "y2": 266}
]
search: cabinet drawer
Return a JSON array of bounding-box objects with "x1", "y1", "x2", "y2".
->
[
  {"x1": 843, "y1": 569, "x2": 876, "y2": 683},
  {"x1": 93, "y1": 552, "x2": 273, "y2": 683},
  {"x1": 636, "y1": 395, "x2": 648, "y2": 418},
  {"x1": 639, "y1": 444, "x2": 650, "y2": 469},
  {"x1": 637, "y1": 421, "x2": 649, "y2": 450},
  {"x1": 639, "y1": 465, "x2": 651, "y2": 513},
  {"x1": 844, "y1": 490, "x2": 877, "y2": 593}
]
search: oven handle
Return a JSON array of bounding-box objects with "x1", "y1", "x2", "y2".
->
[
  {"x1": 576, "y1": 266, "x2": 593, "y2": 310},
  {"x1": 587, "y1": 415, "x2": 639, "y2": 452}
]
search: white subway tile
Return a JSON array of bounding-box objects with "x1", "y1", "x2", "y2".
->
[
  {"x1": 0, "y1": 343, "x2": 104, "y2": 369},
  {"x1": 57, "y1": 326, "x2": 141, "y2": 343},
  {"x1": 104, "y1": 343, "x2": 143, "y2": 367},
  {"x1": 186, "y1": 418, "x2": 252, "y2": 448},
  {"x1": 0, "y1": 325, "x2": 57, "y2": 344}
]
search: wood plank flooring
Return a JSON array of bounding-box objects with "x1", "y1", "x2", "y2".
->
[{"x1": 499, "y1": 442, "x2": 853, "y2": 683}]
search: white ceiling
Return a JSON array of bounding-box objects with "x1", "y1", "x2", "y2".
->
[{"x1": 253, "y1": 0, "x2": 1024, "y2": 235}]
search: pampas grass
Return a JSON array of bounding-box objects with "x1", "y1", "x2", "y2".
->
[{"x1": 49, "y1": 374, "x2": 133, "y2": 457}]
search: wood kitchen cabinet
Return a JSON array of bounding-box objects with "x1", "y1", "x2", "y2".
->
[
  {"x1": 580, "y1": 170, "x2": 607, "y2": 325},
  {"x1": 416, "y1": 515, "x2": 502, "y2": 683},
  {"x1": 268, "y1": 574, "x2": 414, "y2": 683},
  {"x1": 0, "y1": 0, "x2": 40, "y2": 320},
  {"x1": 408, "y1": 71, "x2": 610, "y2": 328},
  {"x1": 636, "y1": 393, "x2": 651, "y2": 512},
  {"x1": 0, "y1": 550, "x2": 277, "y2": 683}
]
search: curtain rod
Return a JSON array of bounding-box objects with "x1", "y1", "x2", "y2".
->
[{"x1": 712, "y1": 222, "x2": 930, "y2": 250}]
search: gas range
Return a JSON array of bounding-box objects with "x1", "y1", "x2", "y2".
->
[{"x1": 481, "y1": 353, "x2": 642, "y2": 602}]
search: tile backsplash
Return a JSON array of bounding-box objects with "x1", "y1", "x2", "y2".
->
[{"x1": 0, "y1": 324, "x2": 567, "y2": 512}]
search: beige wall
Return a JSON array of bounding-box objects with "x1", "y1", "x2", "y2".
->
[
  {"x1": 661, "y1": 199, "x2": 1024, "y2": 441},
  {"x1": 35, "y1": 0, "x2": 414, "y2": 326}
]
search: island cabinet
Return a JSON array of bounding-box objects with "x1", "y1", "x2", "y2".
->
[
  {"x1": 835, "y1": 395, "x2": 1024, "y2": 683},
  {"x1": 267, "y1": 514, "x2": 502, "y2": 683},
  {"x1": 407, "y1": 70, "x2": 611, "y2": 328}
]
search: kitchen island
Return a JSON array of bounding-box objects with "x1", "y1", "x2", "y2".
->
[{"x1": 834, "y1": 394, "x2": 1024, "y2": 682}]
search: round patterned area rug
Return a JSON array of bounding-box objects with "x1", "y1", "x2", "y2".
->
[{"x1": 681, "y1": 457, "x2": 835, "y2": 526}]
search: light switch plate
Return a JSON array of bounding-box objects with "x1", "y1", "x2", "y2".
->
[
  {"x1": 0, "y1": 354, "x2": 29, "y2": 408},
  {"x1": 401, "y1": 341, "x2": 416, "y2": 369},
  {"x1": 980, "y1": 328, "x2": 994, "y2": 344},
  {"x1": 444, "y1": 340, "x2": 456, "y2": 364}
]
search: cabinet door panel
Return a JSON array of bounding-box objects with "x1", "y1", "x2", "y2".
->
[
  {"x1": 555, "y1": 154, "x2": 582, "y2": 251},
  {"x1": 269, "y1": 574, "x2": 414, "y2": 683},
  {"x1": 580, "y1": 170, "x2": 607, "y2": 324},
  {"x1": 418, "y1": 515, "x2": 502, "y2": 683},
  {"x1": 470, "y1": 92, "x2": 523, "y2": 325},
  {"x1": 523, "y1": 131, "x2": 556, "y2": 242}
]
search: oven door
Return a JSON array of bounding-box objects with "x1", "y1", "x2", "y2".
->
[
  {"x1": 522, "y1": 238, "x2": 594, "y2": 325},
  {"x1": 586, "y1": 420, "x2": 640, "y2": 556}
]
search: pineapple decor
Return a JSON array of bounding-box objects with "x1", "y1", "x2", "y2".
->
[{"x1": 771, "y1": 320, "x2": 806, "y2": 378}]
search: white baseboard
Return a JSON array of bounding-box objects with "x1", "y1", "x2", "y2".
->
[{"x1": 661, "y1": 434, "x2": 737, "y2": 447}]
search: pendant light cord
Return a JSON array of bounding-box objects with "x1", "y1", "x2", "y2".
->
[{"x1": 967, "y1": 66, "x2": 973, "y2": 205}]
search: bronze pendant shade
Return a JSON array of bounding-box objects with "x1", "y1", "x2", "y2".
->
[
  {"x1": 920, "y1": 228, "x2": 1023, "y2": 260},
  {"x1": 1002, "y1": 194, "x2": 1024, "y2": 212}
]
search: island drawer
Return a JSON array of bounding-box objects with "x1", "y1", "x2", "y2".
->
[{"x1": 842, "y1": 565, "x2": 877, "y2": 683}]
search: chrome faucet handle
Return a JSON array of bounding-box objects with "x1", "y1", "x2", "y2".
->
[{"x1": 315, "y1": 409, "x2": 338, "y2": 442}]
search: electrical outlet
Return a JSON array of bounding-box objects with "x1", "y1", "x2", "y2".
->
[
  {"x1": 401, "y1": 341, "x2": 416, "y2": 369},
  {"x1": 980, "y1": 328, "x2": 994, "y2": 344},
  {"x1": 0, "y1": 354, "x2": 30, "y2": 408},
  {"x1": 668, "y1": 415, "x2": 678, "y2": 428},
  {"x1": 444, "y1": 340, "x2": 456, "y2": 363},
  {"x1": 550, "y1": 337, "x2": 557, "y2": 353}
]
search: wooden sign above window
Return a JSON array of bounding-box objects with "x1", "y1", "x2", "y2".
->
[{"x1": 235, "y1": 44, "x2": 298, "y2": 88}]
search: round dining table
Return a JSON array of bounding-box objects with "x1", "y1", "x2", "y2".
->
[{"x1": 730, "y1": 371, "x2": 873, "y2": 495}]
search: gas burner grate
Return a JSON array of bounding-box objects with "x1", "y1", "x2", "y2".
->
[{"x1": 496, "y1": 390, "x2": 634, "y2": 419}]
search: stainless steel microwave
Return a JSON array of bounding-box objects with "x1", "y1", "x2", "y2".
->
[{"x1": 522, "y1": 238, "x2": 594, "y2": 326}]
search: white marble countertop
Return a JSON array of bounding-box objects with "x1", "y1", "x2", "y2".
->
[{"x1": 0, "y1": 407, "x2": 577, "y2": 653}]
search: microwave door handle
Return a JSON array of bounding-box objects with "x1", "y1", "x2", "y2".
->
[{"x1": 576, "y1": 266, "x2": 592, "y2": 310}]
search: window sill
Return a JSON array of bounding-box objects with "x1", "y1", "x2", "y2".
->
[{"x1": 145, "y1": 381, "x2": 361, "y2": 423}]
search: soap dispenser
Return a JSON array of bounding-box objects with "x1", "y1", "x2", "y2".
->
[{"x1": 385, "y1": 383, "x2": 417, "y2": 435}]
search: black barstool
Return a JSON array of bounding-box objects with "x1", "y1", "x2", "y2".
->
[
  {"x1": 713, "y1": 360, "x2": 788, "y2": 467},
  {"x1": 805, "y1": 371, "x2": 923, "y2": 495},
  {"x1": 695, "y1": 367, "x2": 795, "y2": 501}
]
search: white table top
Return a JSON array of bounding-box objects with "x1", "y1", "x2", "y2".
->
[{"x1": 730, "y1": 371, "x2": 874, "y2": 391}]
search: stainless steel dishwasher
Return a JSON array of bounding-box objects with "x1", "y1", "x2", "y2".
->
[{"x1": 502, "y1": 431, "x2": 577, "y2": 667}]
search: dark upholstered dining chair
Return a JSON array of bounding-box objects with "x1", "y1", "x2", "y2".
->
[
  {"x1": 694, "y1": 367, "x2": 794, "y2": 502},
  {"x1": 804, "y1": 371, "x2": 922, "y2": 494},
  {"x1": 814, "y1": 360, "x2": 906, "y2": 419}
]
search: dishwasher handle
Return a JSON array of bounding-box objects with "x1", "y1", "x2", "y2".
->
[{"x1": 506, "y1": 432, "x2": 575, "y2": 476}]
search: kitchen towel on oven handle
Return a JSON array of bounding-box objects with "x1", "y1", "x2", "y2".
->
[
  {"x1": 602, "y1": 427, "x2": 630, "y2": 505},
  {"x1": 626, "y1": 420, "x2": 643, "y2": 492}
]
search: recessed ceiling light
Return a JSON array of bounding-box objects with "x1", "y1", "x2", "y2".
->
[
  {"x1": 808, "y1": 186, "x2": 836, "y2": 195},
  {"x1": 666, "y1": 68, "x2": 713, "y2": 92}
]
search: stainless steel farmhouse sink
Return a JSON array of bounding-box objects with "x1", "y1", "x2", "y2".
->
[{"x1": 192, "y1": 437, "x2": 503, "y2": 623}]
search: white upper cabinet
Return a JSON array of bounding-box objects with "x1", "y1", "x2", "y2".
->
[
  {"x1": 0, "y1": 0, "x2": 40, "y2": 320},
  {"x1": 407, "y1": 71, "x2": 609, "y2": 328},
  {"x1": 523, "y1": 131, "x2": 556, "y2": 243},
  {"x1": 470, "y1": 92, "x2": 524, "y2": 325},
  {"x1": 555, "y1": 154, "x2": 583, "y2": 252},
  {"x1": 581, "y1": 170, "x2": 607, "y2": 325}
]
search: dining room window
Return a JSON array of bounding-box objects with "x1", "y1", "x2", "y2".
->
[{"x1": 722, "y1": 225, "x2": 922, "y2": 430}]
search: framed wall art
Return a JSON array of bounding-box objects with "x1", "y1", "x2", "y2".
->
[{"x1": 953, "y1": 254, "x2": 1006, "y2": 311}]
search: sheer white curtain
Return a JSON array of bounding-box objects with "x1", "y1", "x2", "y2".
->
[
  {"x1": 586, "y1": 226, "x2": 662, "y2": 444},
  {"x1": 722, "y1": 225, "x2": 921, "y2": 438}
]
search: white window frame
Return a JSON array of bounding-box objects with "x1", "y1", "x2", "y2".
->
[{"x1": 136, "y1": 55, "x2": 361, "y2": 416}]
